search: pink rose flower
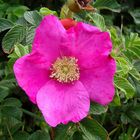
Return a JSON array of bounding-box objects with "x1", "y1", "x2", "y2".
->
[{"x1": 14, "y1": 15, "x2": 116, "y2": 127}]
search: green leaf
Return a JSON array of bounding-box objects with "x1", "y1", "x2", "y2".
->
[
  {"x1": 129, "y1": 105, "x2": 140, "y2": 121},
  {"x1": 5, "y1": 44, "x2": 30, "y2": 76},
  {"x1": 72, "y1": 131, "x2": 84, "y2": 140},
  {"x1": 126, "y1": 33, "x2": 140, "y2": 48},
  {"x1": 40, "y1": 7, "x2": 58, "y2": 16},
  {"x1": 55, "y1": 125, "x2": 70, "y2": 140},
  {"x1": 55, "y1": 124, "x2": 76, "y2": 140},
  {"x1": 124, "y1": 33, "x2": 140, "y2": 60},
  {"x1": 90, "y1": 102, "x2": 108, "y2": 115},
  {"x1": 28, "y1": 130, "x2": 50, "y2": 140},
  {"x1": 111, "y1": 90, "x2": 121, "y2": 106},
  {"x1": 1, "y1": 98, "x2": 22, "y2": 107},
  {"x1": 125, "y1": 33, "x2": 140, "y2": 49},
  {"x1": 8, "y1": 44, "x2": 31, "y2": 59},
  {"x1": 119, "y1": 133, "x2": 133, "y2": 140},
  {"x1": 80, "y1": 118, "x2": 109, "y2": 140},
  {"x1": 0, "y1": 79, "x2": 15, "y2": 89},
  {"x1": 134, "y1": 60, "x2": 140, "y2": 72},
  {"x1": 13, "y1": 131, "x2": 29, "y2": 140},
  {"x1": 0, "y1": 18, "x2": 14, "y2": 32},
  {"x1": 0, "y1": 86, "x2": 9, "y2": 102},
  {"x1": 13, "y1": 6, "x2": 29, "y2": 18},
  {"x1": 93, "y1": 0, "x2": 121, "y2": 13},
  {"x1": 24, "y1": 11, "x2": 42, "y2": 26},
  {"x1": 87, "y1": 13, "x2": 106, "y2": 31},
  {"x1": 129, "y1": 68, "x2": 140, "y2": 81},
  {"x1": 109, "y1": 27, "x2": 124, "y2": 50},
  {"x1": 114, "y1": 76, "x2": 135, "y2": 99},
  {"x1": 128, "y1": 46, "x2": 140, "y2": 59},
  {"x1": 2, "y1": 25, "x2": 26, "y2": 54},
  {"x1": 16, "y1": 17, "x2": 28, "y2": 26},
  {"x1": 0, "y1": 79, "x2": 15, "y2": 102},
  {"x1": 1, "y1": 116, "x2": 22, "y2": 135},
  {"x1": 26, "y1": 26, "x2": 35, "y2": 45},
  {"x1": 129, "y1": 9, "x2": 140, "y2": 25},
  {"x1": 121, "y1": 113, "x2": 131, "y2": 124},
  {"x1": 116, "y1": 57, "x2": 131, "y2": 75},
  {"x1": 1, "y1": 106, "x2": 22, "y2": 120}
]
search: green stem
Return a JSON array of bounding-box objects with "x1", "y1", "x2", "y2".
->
[
  {"x1": 109, "y1": 125, "x2": 120, "y2": 137},
  {"x1": 22, "y1": 109, "x2": 44, "y2": 121},
  {"x1": 132, "y1": 128, "x2": 138, "y2": 137},
  {"x1": 6, "y1": 122, "x2": 13, "y2": 140}
]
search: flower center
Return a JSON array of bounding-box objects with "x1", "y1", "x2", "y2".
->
[{"x1": 50, "y1": 56, "x2": 80, "y2": 83}]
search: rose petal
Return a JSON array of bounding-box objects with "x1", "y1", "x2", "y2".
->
[
  {"x1": 14, "y1": 52, "x2": 50, "y2": 103},
  {"x1": 80, "y1": 56, "x2": 116, "y2": 105},
  {"x1": 36, "y1": 80, "x2": 90, "y2": 127},
  {"x1": 67, "y1": 22, "x2": 112, "y2": 69},
  {"x1": 32, "y1": 15, "x2": 68, "y2": 61}
]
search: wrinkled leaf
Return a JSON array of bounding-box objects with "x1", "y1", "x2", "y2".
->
[
  {"x1": 24, "y1": 11, "x2": 42, "y2": 26},
  {"x1": 80, "y1": 118, "x2": 109, "y2": 140},
  {"x1": 26, "y1": 26, "x2": 35, "y2": 45},
  {"x1": 90, "y1": 102, "x2": 108, "y2": 115},
  {"x1": 87, "y1": 13, "x2": 106, "y2": 31},
  {"x1": 0, "y1": 18, "x2": 14, "y2": 32},
  {"x1": 115, "y1": 76, "x2": 135, "y2": 99},
  {"x1": 2, "y1": 25, "x2": 26, "y2": 53},
  {"x1": 94, "y1": 0, "x2": 121, "y2": 12}
]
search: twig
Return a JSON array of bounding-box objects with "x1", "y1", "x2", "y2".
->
[{"x1": 50, "y1": 127, "x2": 55, "y2": 140}]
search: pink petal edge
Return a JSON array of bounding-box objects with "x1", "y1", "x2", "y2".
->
[
  {"x1": 36, "y1": 80, "x2": 90, "y2": 127},
  {"x1": 13, "y1": 52, "x2": 50, "y2": 103},
  {"x1": 80, "y1": 56, "x2": 116, "y2": 105}
]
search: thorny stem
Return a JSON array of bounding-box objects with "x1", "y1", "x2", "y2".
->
[{"x1": 50, "y1": 127, "x2": 55, "y2": 140}]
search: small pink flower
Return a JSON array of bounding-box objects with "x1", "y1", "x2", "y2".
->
[{"x1": 14, "y1": 15, "x2": 116, "y2": 127}]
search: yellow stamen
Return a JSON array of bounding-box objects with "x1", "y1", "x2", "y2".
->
[{"x1": 50, "y1": 56, "x2": 80, "y2": 83}]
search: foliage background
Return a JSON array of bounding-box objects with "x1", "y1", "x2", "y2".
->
[{"x1": 0, "y1": 0, "x2": 140, "y2": 140}]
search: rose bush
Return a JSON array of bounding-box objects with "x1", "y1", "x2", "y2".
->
[{"x1": 0, "y1": 0, "x2": 140, "y2": 140}]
